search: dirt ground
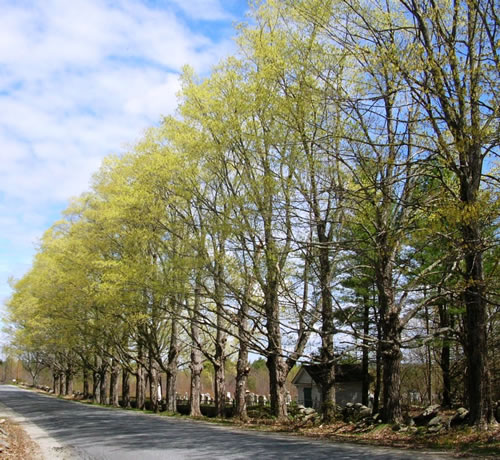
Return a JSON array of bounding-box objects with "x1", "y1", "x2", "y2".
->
[{"x1": 0, "y1": 418, "x2": 42, "y2": 460}]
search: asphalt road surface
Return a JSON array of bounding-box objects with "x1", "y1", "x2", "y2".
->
[{"x1": 0, "y1": 385, "x2": 453, "y2": 459}]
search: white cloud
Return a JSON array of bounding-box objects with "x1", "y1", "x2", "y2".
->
[
  {"x1": 0, "y1": 0, "x2": 239, "y2": 201},
  {"x1": 124, "y1": 72, "x2": 182, "y2": 117},
  {"x1": 0, "y1": 0, "x2": 243, "y2": 319},
  {"x1": 169, "y1": 0, "x2": 235, "y2": 21}
]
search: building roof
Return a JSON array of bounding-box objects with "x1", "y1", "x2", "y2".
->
[{"x1": 291, "y1": 363, "x2": 365, "y2": 386}]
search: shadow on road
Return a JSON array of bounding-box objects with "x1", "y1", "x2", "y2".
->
[{"x1": 0, "y1": 386, "x2": 446, "y2": 460}]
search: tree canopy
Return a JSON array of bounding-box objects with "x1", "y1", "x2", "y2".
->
[{"x1": 5, "y1": 0, "x2": 499, "y2": 427}]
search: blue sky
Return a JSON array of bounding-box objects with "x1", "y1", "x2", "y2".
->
[{"x1": 0, "y1": 0, "x2": 249, "y2": 339}]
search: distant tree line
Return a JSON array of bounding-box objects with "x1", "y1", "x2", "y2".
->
[{"x1": 5, "y1": 0, "x2": 499, "y2": 427}]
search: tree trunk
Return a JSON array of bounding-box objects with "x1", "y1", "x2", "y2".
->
[
  {"x1": 190, "y1": 347, "x2": 202, "y2": 417},
  {"x1": 59, "y1": 371, "x2": 65, "y2": 396},
  {"x1": 234, "y1": 293, "x2": 250, "y2": 420},
  {"x1": 424, "y1": 303, "x2": 432, "y2": 405},
  {"x1": 65, "y1": 366, "x2": 73, "y2": 396},
  {"x1": 213, "y1": 360, "x2": 226, "y2": 418},
  {"x1": 136, "y1": 361, "x2": 146, "y2": 410},
  {"x1": 463, "y1": 220, "x2": 492, "y2": 426},
  {"x1": 92, "y1": 368, "x2": 101, "y2": 404},
  {"x1": 213, "y1": 283, "x2": 227, "y2": 417},
  {"x1": 376, "y1": 260, "x2": 402, "y2": 423},
  {"x1": 381, "y1": 337, "x2": 402, "y2": 423},
  {"x1": 82, "y1": 365, "x2": 90, "y2": 399},
  {"x1": 459, "y1": 148, "x2": 493, "y2": 426},
  {"x1": 361, "y1": 295, "x2": 370, "y2": 407},
  {"x1": 372, "y1": 304, "x2": 382, "y2": 415},
  {"x1": 318, "y1": 241, "x2": 336, "y2": 422},
  {"x1": 109, "y1": 358, "x2": 120, "y2": 407},
  {"x1": 166, "y1": 314, "x2": 179, "y2": 413},
  {"x1": 99, "y1": 363, "x2": 108, "y2": 405},
  {"x1": 190, "y1": 282, "x2": 203, "y2": 417},
  {"x1": 122, "y1": 367, "x2": 131, "y2": 408},
  {"x1": 149, "y1": 355, "x2": 160, "y2": 413},
  {"x1": 264, "y1": 270, "x2": 288, "y2": 420},
  {"x1": 235, "y1": 347, "x2": 249, "y2": 420},
  {"x1": 213, "y1": 257, "x2": 227, "y2": 418},
  {"x1": 135, "y1": 339, "x2": 146, "y2": 410},
  {"x1": 266, "y1": 353, "x2": 288, "y2": 420},
  {"x1": 438, "y1": 302, "x2": 451, "y2": 408},
  {"x1": 53, "y1": 372, "x2": 60, "y2": 395}
]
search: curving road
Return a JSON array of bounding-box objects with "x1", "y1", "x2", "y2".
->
[{"x1": 0, "y1": 385, "x2": 452, "y2": 459}]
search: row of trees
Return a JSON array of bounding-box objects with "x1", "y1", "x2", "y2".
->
[{"x1": 5, "y1": 0, "x2": 499, "y2": 427}]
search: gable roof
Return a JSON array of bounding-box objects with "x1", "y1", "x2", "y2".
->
[{"x1": 291, "y1": 363, "x2": 365, "y2": 385}]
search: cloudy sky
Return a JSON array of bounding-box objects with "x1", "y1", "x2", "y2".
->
[{"x1": 0, "y1": 0, "x2": 248, "y2": 323}]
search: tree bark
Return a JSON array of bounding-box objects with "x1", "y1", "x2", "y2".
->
[
  {"x1": 425, "y1": 303, "x2": 432, "y2": 405},
  {"x1": 65, "y1": 365, "x2": 73, "y2": 396},
  {"x1": 376, "y1": 255, "x2": 402, "y2": 423},
  {"x1": 213, "y1": 358, "x2": 226, "y2": 418},
  {"x1": 121, "y1": 367, "x2": 131, "y2": 408},
  {"x1": 361, "y1": 295, "x2": 370, "y2": 407},
  {"x1": 266, "y1": 353, "x2": 288, "y2": 420},
  {"x1": 235, "y1": 346, "x2": 249, "y2": 420},
  {"x1": 264, "y1": 252, "x2": 288, "y2": 420},
  {"x1": 99, "y1": 362, "x2": 108, "y2": 405},
  {"x1": 234, "y1": 291, "x2": 250, "y2": 420},
  {"x1": 438, "y1": 302, "x2": 451, "y2": 408},
  {"x1": 53, "y1": 372, "x2": 60, "y2": 395},
  {"x1": 381, "y1": 335, "x2": 402, "y2": 423},
  {"x1": 213, "y1": 263, "x2": 227, "y2": 418},
  {"x1": 92, "y1": 364, "x2": 101, "y2": 404},
  {"x1": 463, "y1": 217, "x2": 492, "y2": 426},
  {"x1": 190, "y1": 281, "x2": 203, "y2": 417},
  {"x1": 190, "y1": 347, "x2": 203, "y2": 417},
  {"x1": 136, "y1": 355, "x2": 146, "y2": 410},
  {"x1": 318, "y1": 240, "x2": 336, "y2": 422},
  {"x1": 82, "y1": 365, "x2": 90, "y2": 399},
  {"x1": 265, "y1": 287, "x2": 288, "y2": 421},
  {"x1": 149, "y1": 354, "x2": 160, "y2": 413},
  {"x1": 260, "y1": 143, "x2": 291, "y2": 422},
  {"x1": 109, "y1": 358, "x2": 120, "y2": 407},
  {"x1": 373, "y1": 316, "x2": 382, "y2": 415},
  {"x1": 59, "y1": 371, "x2": 65, "y2": 396},
  {"x1": 166, "y1": 313, "x2": 179, "y2": 413}
]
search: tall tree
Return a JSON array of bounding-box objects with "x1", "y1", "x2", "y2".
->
[{"x1": 395, "y1": 0, "x2": 499, "y2": 427}]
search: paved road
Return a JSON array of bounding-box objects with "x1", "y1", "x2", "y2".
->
[{"x1": 0, "y1": 385, "x2": 453, "y2": 459}]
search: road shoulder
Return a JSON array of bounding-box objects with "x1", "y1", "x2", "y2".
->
[{"x1": 0, "y1": 398, "x2": 74, "y2": 459}]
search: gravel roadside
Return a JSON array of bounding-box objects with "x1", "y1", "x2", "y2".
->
[
  {"x1": 0, "y1": 416, "x2": 42, "y2": 459},
  {"x1": 0, "y1": 400, "x2": 73, "y2": 459}
]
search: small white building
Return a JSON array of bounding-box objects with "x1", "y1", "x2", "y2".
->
[{"x1": 292, "y1": 364, "x2": 365, "y2": 410}]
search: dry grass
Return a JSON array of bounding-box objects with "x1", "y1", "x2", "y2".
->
[
  {"x1": 232, "y1": 417, "x2": 500, "y2": 457},
  {"x1": 0, "y1": 418, "x2": 42, "y2": 459}
]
